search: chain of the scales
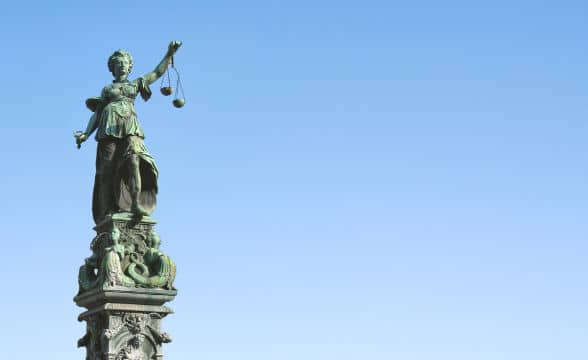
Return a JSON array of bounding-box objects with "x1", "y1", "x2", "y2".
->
[{"x1": 159, "y1": 56, "x2": 186, "y2": 108}]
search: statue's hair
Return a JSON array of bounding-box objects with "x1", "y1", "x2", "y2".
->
[{"x1": 107, "y1": 49, "x2": 134, "y2": 75}]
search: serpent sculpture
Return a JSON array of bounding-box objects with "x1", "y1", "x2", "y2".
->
[{"x1": 78, "y1": 226, "x2": 176, "y2": 293}]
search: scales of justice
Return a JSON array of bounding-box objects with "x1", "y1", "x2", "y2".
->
[{"x1": 73, "y1": 40, "x2": 186, "y2": 360}]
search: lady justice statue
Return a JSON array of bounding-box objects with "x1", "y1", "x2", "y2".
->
[{"x1": 75, "y1": 41, "x2": 182, "y2": 224}]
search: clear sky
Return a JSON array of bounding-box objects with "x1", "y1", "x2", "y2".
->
[{"x1": 0, "y1": 1, "x2": 586, "y2": 359}]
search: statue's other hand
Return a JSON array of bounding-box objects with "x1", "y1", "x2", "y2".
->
[
  {"x1": 168, "y1": 41, "x2": 182, "y2": 56},
  {"x1": 74, "y1": 131, "x2": 87, "y2": 149}
]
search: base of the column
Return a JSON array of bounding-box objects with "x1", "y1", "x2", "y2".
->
[{"x1": 75, "y1": 287, "x2": 176, "y2": 360}]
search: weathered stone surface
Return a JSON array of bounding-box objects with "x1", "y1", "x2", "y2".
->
[
  {"x1": 75, "y1": 214, "x2": 177, "y2": 360},
  {"x1": 76, "y1": 288, "x2": 175, "y2": 360},
  {"x1": 75, "y1": 287, "x2": 177, "y2": 309}
]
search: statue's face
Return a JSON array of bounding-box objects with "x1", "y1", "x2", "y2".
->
[{"x1": 113, "y1": 56, "x2": 131, "y2": 80}]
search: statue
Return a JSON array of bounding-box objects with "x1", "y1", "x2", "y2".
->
[
  {"x1": 75, "y1": 41, "x2": 182, "y2": 223},
  {"x1": 74, "y1": 41, "x2": 182, "y2": 360},
  {"x1": 77, "y1": 226, "x2": 177, "y2": 294}
]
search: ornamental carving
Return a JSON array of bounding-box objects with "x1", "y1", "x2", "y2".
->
[{"x1": 78, "y1": 222, "x2": 176, "y2": 294}]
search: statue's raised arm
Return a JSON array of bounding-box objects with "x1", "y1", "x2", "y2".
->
[{"x1": 142, "y1": 41, "x2": 182, "y2": 86}]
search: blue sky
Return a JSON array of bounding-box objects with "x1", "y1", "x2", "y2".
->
[{"x1": 0, "y1": 1, "x2": 586, "y2": 359}]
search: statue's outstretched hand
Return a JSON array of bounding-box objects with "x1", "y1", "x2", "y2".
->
[
  {"x1": 167, "y1": 41, "x2": 182, "y2": 56},
  {"x1": 74, "y1": 131, "x2": 87, "y2": 149}
]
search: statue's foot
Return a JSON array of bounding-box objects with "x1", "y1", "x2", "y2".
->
[{"x1": 131, "y1": 203, "x2": 149, "y2": 217}]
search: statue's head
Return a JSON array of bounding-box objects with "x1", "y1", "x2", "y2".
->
[
  {"x1": 111, "y1": 226, "x2": 121, "y2": 244},
  {"x1": 108, "y1": 49, "x2": 133, "y2": 80},
  {"x1": 149, "y1": 231, "x2": 161, "y2": 249}
]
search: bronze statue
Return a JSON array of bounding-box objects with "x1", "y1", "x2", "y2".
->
[{"x1": 75, "y1": 41, "x2": 182, "y2": 223}]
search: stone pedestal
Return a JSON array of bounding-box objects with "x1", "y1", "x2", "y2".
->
[
  {"x1": 75, "y1": 288, "x2": 176, "y2": 360},
  {"x1": 75, "y1": 213, "x2": 177, "y2": 360}
]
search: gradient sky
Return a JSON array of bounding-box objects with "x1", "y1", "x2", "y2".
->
[{"x1": 0, "y1": 1, "x2": 586, "y2": 359}]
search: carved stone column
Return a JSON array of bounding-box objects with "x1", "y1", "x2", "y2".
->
[{"x1": 75, "y1": 213, "x2": 177, "y2": 360}]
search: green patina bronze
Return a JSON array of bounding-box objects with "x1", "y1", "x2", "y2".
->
[
  {"x1": 75, "y1": 41, "x2": 180, "y2": 293},
  {"x1": 76, "y1": 41, "x2": 182, "y2": 223},
  {"x1": 74, "y1": 42, "x2": 183, "y2": 360},
  {"x1": 77, "y1": 214, "x2": 177, "y2": 293}
]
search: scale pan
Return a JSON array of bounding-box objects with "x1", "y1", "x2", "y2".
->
[{"x1": 173, "y1": 98, "x2": 185, "y2": 108}]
